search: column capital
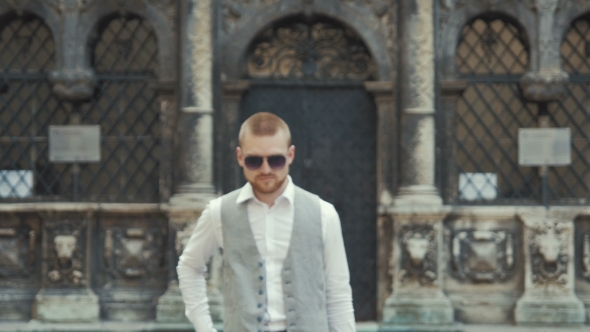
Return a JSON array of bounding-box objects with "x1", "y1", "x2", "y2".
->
[{"x1": 519, "y1": 69, "x2": 569, "y2": 102}]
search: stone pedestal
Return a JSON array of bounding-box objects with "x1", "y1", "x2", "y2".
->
[
  {"x1": 383, "y1": 213, "x2": 457, "y2": 328},
  {"x1": 515, "y1": 215, "x2": 585, "y2": 325},
  {"x1": 34, "y1": 288, "x2": 99, "y2": 323},
  {"x1": 33, "y1": 212, "x2": 99, "y2": 323},
  {"x1": 156, "y1": 208, "x2": 223, "y2": 324}
]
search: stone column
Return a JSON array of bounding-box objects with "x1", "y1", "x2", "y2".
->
[
  {"x1": 365, "y1": 81, "x2": 396, "y2": 205},
  {"x1": 220, "y1": 80, "x2": 251, "y2": 194},
  {"x1": 170, "y1": 0, "x2": 217, "y2": 205},
  {"x1": 382, "y1": 210, "x2": 457, "y2": 330},
  {"x1": 157, "y1": 208, "x2": 223, "y2": 324},
  {"x1": 33, "y1": 212, "x2": 99, "y2": 323},
  {"x1": 520, "y1": 0, "x2": 568, "y2": 101},
  {"x1": 439, "y1": 80, "x2": 467, "y2": 203},
  {"x1": 515, "y1": 215, "x2": 585, "y2": 325},
  {"x1": 393, "y1": 0, "x2": 442, "y2": 206}
]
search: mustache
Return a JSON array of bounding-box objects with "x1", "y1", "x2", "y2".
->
[{"x1": 255, "y1": 174, "x2": 277, "y2": 179}]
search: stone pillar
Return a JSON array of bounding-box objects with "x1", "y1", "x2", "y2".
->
[
  {"x1": 220, "y1": 80, "x2": 251, "y2": 193},
  {"x1": 515, "y1": 215, "x2": 585, "y2": 325},
  {"x1": 33, "y1": 212, "x2": 99, "y2": 323},
  {"x1": 382, "y1": 210, "x2": 457, "y2": 330},
  {"x1": 520, "y1": 0, "x2": 568, "y2": 102},
  {"x1": 393, "y1": 0, "x2": 442, "y2": 206},
  {"x1": 365, "y1": 81, "x2": 396, "y2": 205},
  {"x1": 170, "y1": 0, "x2": 217, "y2": 205},
  {"x1": 439, "y1": 80, "x2": 467, "y2": 203},
  {"x1": 157, "y1": 208, "x2": 223, "y2": 324}
]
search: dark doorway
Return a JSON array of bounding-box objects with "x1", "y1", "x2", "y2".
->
[{"x1": 239, "y1": 82, "x2": 377, "y2": 320}]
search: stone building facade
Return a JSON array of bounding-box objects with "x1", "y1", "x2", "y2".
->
[{"x1": 0, "y1": 0, "x2": 589, "y2": 331}]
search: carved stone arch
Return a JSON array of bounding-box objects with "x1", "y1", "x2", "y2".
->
[
  {"x1": 439, "y1": 3, "x2": 536, "y2": 79},
  {"x1": 221, "y1": 4, "x2": 391, "y2": 81},
  {"x1": 78, "y1": 4, "x2": 175, "y2": 81},
  {"x1": 0, "y1": 2, "x2": 63, "y2": 68},
  {"x1": 556, "y1": 2, "x2": 590, "y2": 52}
]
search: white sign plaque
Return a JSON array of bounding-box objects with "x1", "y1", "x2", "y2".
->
[
  {"x1": 49, "y1": 125, "x2": 101, "y2": 163},
  {"x1": 518, "y1": 128, "x2": 571, "y2": 166}
]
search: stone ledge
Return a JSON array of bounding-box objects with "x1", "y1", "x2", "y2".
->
[{"x1": 0, "y1": 322, "x2": 588, "y2": 332}]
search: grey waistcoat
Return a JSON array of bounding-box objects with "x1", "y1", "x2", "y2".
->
[{"x1": 220, "y1": 186, "x2": 330, "y2": 332}]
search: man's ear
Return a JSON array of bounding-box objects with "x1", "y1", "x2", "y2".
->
[
  {"x1": 236, "y1": 147, "x2": 244, "y2": 167},
  {"x1": 287, "y1": 145, "x2": 295, "y2": 165}
]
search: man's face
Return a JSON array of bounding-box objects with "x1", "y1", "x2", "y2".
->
[{"x1": 237, "y1": 130, "x2": 295, "y2": 195}]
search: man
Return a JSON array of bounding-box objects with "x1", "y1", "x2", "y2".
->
[{"x1": 177, "y1": 112, "x2": 355, "y2": 332}]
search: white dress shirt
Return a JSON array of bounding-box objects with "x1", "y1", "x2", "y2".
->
[{"x1": 177, "y1": 176, "x2": 356, "y2": 332}]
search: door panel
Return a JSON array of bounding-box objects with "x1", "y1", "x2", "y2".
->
[{"x1": 239, "y1": 84, "x2": 377, "y2": 320}]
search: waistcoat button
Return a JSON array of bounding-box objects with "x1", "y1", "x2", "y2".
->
[{"x1": 259, "y1": 290, "x2": 264, "y2": 295}]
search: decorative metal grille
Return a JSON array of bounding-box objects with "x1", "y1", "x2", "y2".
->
[
  {"x1": 78, "y1": 16, "x2": 160, "y2": 202},
  {"x1": 0, "y1": 13, "x2": 73, "y2": 201},
  {"x1": 453, "y1": 16, "x2": 541, "y2": 204},
  {"x1": 546, "y1": 16, "x2": 590, "y2": 203},
  {"x1": 245, "y1": 17, "x2": 376, "y2": 81}
]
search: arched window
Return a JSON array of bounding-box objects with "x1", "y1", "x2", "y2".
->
[
  {"x1": 80, "y1": 15, "x2": 160, "y2": 202},
  {"x1": 548, "y1": 14, "x2": 590, "y2": 203},
  {"x1": 453, "y1": 14, "x2": 539, "y2": 204},
  {"x1": 0, "y1": 13, "x2": 68, "y2": 201}
]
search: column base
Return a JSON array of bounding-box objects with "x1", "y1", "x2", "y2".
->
[
  {"x1": 34, "y1": 288, "x2": 99, "y2": 323},
  {"x1": 515, "y1": 294, "x2": 585, "y2": 326},
  {"x1": 156, "y1": 282, "x2": 190, "y2": 323},
  {"x1": 382, "y1": 292, "x2": 455, "y2": 326},
  {"x1": 393, "y1": 185, "x2": 443, "y2": 206},
  {"x1": 169, "y1": 191, "x2": 217, "y2": 206}
]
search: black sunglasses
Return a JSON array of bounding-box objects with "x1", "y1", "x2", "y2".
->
[{"x1": 244, "y1": 155, "x2": 287, "y2": 170}]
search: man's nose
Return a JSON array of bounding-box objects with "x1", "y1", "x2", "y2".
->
[{"x1": 259, "y1": 158, "x2": 272, "y2": 173}]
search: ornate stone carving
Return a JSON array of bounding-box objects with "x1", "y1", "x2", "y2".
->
[
  {"x1": 0, "y1": 227, "x2": 36, "y2": 278},
  {"x1": 48, "y1": 69, "x2": 96, "y2": 101},
  {"x1": 398, "y1": 225, "x2": 437, "y2": 285},
  {"x1": 172, "y1": 219, "x2": 198, "y2": 257},
  {"x1": 44, "y1": 218, "x2": 87, "y2": 287},
  {"x1": 246, "y1": 20, "x2": 376, "y2": 81},
  {"x1": 519, "y1": 70, "x2": 569, "y2": 101},
  {"x1": 529, "y1": 220, "x2": 569, "y2": 288},
  {"x1": 104, "y1": 227, "x2": 166, "y2": 280},
  {"x1": 452, "y1": 230, "x2": 514, "y2": 282}
]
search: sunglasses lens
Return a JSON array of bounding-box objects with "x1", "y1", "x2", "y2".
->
[
  {"x1": 244, "y1": 156, "x2": 263, "y2": 170},
  {"x1": 267, "y1": 155, "x2": 287, "y2": 169}
]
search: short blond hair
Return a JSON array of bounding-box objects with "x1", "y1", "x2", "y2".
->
[{"x1": 238, "y1": 112, "x2": 292, "y2": 147}]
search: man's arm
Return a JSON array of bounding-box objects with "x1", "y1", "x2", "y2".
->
[
  {"x1": 177, "y1": 201, "x2": 220, "y2": 332},
  {"x1": 321, "y1": 201, "x2": 356, "y2": 332}
]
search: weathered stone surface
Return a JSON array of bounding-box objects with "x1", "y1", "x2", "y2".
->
[{"x1": 34, "y1": 289, "x2": 99, "y2": 323}]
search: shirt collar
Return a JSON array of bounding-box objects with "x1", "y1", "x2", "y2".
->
[{"x1": 236, "y1": 175, "x2": 295, "y2": 206}]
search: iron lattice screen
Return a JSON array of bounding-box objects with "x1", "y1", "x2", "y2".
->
[
  {"x1": 453, "y1": 16, "x2": 542, "y2": 204},
  {"x1": 78, "y1": 16, "x2": 160, "y2": 202},
  {"x1": 546, "y1": 16, "x2": 590, "y2": 203},
  {"x1": 0, "y1": 14, "x2": 73, "y2": 201}
]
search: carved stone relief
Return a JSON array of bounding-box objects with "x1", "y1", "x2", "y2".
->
[
  {"x1": 398, "y1": 224, "x2": 437, "y2": 286},
  {"x1": 44, "y1": 218, "x2": 87, "y2": 287},
  {"x1": 103, "y1": 226, "x2": 167, "y2": 282},
  {"x1": 529, "y1": 220, "x2": 569, "y2": 289},
  {"x1": 451, "y1": 230, "x2": 515, "y2": 282},
  {"x1": 0, "y1": 227, "x2": 36, "y2": 279}
]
